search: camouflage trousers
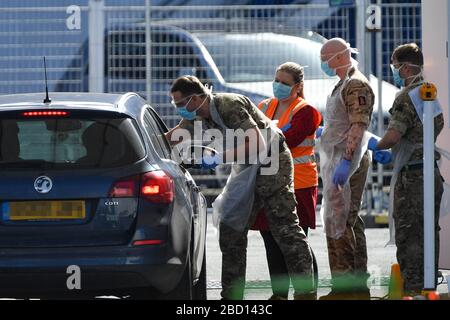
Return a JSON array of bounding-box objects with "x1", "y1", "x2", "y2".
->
[
  {"x1": 220, "y1": 145, "x2": 314, "y2": 300},
  {"x1": 326, "y1": 152, "x2": 370, "y2": 292},
  {"x1": 394, "y1": 168, "x2": 443, "y2": 292}
]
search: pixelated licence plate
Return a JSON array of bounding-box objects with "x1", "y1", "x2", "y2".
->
[{"x1": 3, "y1": 200, "x2": 86, "y2": 221}]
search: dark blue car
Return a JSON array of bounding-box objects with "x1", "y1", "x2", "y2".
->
[{"x1": 0, "y1": 92, "x2": 207, "y2": 299}]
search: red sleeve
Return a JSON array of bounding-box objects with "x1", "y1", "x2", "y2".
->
[{"x1": 283, "y1": 105, "x2": 320, "y2": 149}]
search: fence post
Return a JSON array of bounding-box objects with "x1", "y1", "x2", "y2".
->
[
  {"x1": 356, "y1": 0, "x2": 371, "y2": 78},
  {"x1": 88, "y1": 0, "x2": 105, "y2": 93},
  {"x1": 357, "y1": 0, "x2": 375, "y2": 214},
  {"x1": 375, "y1": 0, "x2": 384, "y2": 214}
]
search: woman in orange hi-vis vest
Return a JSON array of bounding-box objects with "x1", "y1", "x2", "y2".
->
[{"x1": 251, "y1": 62, "x2": 322, "y2": 300}]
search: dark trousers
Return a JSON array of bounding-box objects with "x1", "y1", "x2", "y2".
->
[{"x1": 260, "y1": 227, "x2": 309, "y2": 298}]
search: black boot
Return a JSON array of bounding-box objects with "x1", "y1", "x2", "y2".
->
[
  {"x1": 319, "y1": 289, "x2": 355, "y2": 300},
  {"x1": 294, "y1": 292, "x2": 317, "y2": 300}
]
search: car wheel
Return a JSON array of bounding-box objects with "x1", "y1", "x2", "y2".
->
[{"x1": 193, "y1": 247, "x2": 207, "y2": 300}]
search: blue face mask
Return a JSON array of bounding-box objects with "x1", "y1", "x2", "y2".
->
[
  {"x1": 176, "y1": 106, "x2": 197, "y2": 120},
  {"x1": 321, "y1": 61, "x2": 337, "y2": 77},
  {"x1": 272, "y1": 81, "x2": 293, "y2": 100},
  {"x1": 173, "y1": 96, "x2": 196, "y2": 120},
  {"x1": 173, "y1": 95, "x2": 208, "y2": 120},
  {"x1": 391, "y1": 64, "x2": 405, "y2": 87}
]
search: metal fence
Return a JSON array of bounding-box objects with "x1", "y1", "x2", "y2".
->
[
  {"x1": 0, "y1": 2, "x2": 421, "y2": 126},
  {"x1": 380, "y1": 3, "x2": 422, "y2": 83},
  {"x1": 0, "y1": 5, "x2": 88, "y2": 94},
  {"x1": 0, "y1": 1, "x2": 422, "y2": 208},
  {"x1": 104, "y1": 4, "x2": 355, "y2": 128}
]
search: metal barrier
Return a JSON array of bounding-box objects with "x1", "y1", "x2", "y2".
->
[
  {"x1": 0, "y1": 2, "x2": 420, "y2": 125},
  {"x1": 104, "y1": 4, "x2": 355, "y2": 128},
  {"x1": 0, "y1": 1, "x2": 421, "y2": 212}
]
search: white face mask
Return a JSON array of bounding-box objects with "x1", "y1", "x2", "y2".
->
[
  {"x1": 391, "y1": 63, "x2": 423, "y2": 88},
  {"x1": 321, "y1": 44, "x2": 359, "y2": 77},
  {"x1": 405, "y1": 65, "x2": 424, "y2": 87},
  {"x1": 322, "y1": 47, "x2": 350, "y2": 65}
]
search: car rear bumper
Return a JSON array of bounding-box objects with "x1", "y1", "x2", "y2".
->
[{"x1": 0, "y1": 244, "x2": 185, "y2": 295}]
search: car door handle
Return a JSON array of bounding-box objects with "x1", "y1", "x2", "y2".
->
[
  {"x1": 186, "y1": 179, "x2": 194, "y2": 187},
  {"x1": 186, "y1": 180, "x2": 201, "y2": 192}
]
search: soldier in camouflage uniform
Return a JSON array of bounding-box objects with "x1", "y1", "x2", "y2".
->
[
  {"x1": 373, "y1": 43, "x2": 444, "y2": 295},
  {"x1": 319, "y1": 38, "x2": 374, "y2": 299},
  {"x1": 166, "y1": 75, "x2": 315, "y2": 300}
]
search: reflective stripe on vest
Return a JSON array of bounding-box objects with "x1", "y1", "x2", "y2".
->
[
  {"x1": 296, "y1": 137, "x2": 316, "y2": 148},
  {"x1": 293, "y1": 154, "x2": 316, "y2": 165}
]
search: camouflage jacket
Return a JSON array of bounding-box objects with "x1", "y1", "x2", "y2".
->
[
  {"x1": 332, "y1": 66, "x2": 375, "y2": 127},
  {"x1": 388, "y1": 80, "x2": 444, "y2": 162}
]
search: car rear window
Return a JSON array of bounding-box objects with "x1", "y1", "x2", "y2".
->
[{"x1": 0, "y1": 114, "x2": 145, "y2": 169}]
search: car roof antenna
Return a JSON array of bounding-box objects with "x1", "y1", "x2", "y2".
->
[{"x1": 43, "y1": 56, "x2": 51, "y2": 104}]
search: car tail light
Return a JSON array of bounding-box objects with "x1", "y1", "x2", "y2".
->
[
  {"x1": 108, "y1": 175, "x2": 139, "y2": 198},
  {"x1": 22, "y1": 111, "x2": 69, "y2": 117},
  {"x1": 133, "y1": 240, "x2": 164, "y2": 246},
  {"x1": 140, "y1": 171, "x2": 174, "y2": 204},
  {"x1": 108, "y1": 171, "x2": 173, "y2": 203}
]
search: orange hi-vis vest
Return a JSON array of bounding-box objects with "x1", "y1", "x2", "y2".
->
[{"x1": 258, "y1": 97, "x2": 321, "y2": 189}]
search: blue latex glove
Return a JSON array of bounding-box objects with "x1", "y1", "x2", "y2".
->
[
  {"x1": 200, "y1": 153, "x2": 221, "y2": 170},
  {"x1": 368, "y1": 137, "x2": 380, "y2": 151},
  {"x1": 280, "y1": 123, "x2": 291, "y2": 133},
  {"x1": 316, "y1": 126, "x2": 324, "y2": 138},
  {"x1": 373, "y1": 150, "x2": 392, "y2": 164},
  {"x1": 332, "y1": 159, "x2": 352, "y2": 187}
]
